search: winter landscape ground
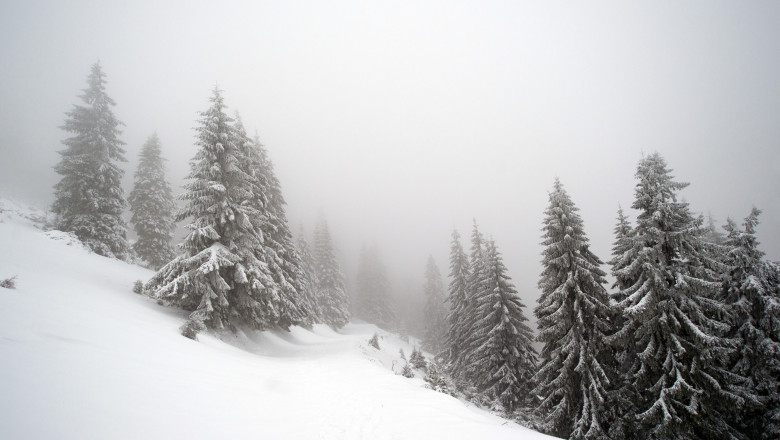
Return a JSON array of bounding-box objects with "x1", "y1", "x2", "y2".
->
[{"x1": 0, "y1": 198, "x2": 552, "y2": 440}]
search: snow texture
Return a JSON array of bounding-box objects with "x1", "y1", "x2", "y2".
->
[{"x1": 0, "y1": 199, "x2": 554, "y2": 439}]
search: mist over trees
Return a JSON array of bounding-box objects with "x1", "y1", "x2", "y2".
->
[
  {"x1": 422, "y1": 256, "x2": 447, "y2": 354},
  {"x1": 43, "y1": 62, "x2": 779, "y2": 439},
  {"x1": 354, "y1": 244, "x2": 396, "y2": 330},
  {"x1": 52, "y1": 62, "x2": 129, "y2": 259},
  {"x1": 128, "y1": 133, "x2": 176, "y2": 269},
  {"x1": 312, "y1": 216, "x2": 350, "y2": 330}
]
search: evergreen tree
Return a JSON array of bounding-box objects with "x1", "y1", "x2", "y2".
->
[
  {"x1": 355, "y1": 244, "x2": 396, "y2": 329},
  {"x1": 458, "y1": 221, "x2": 487, "y2": 380},
  {"x1": 444, "y1": 230, "x2": 470, "y2": 371},
  {"x1": 147, "y1": 88, "x2": 273, "y2": 337},
  {"x1": 533, "y1": 179, "x2": 614, "y2": 439},
  {"x1": 313, "y1": 216, "x2": 350, "y2": 329},
  {"x1": 52, "y1": 62, "x2": 129, "y2": 259},
  {"x1": 128, "y1": 133, "x2": 176, "y2": 269},
  {"x1": 722, "y1": 208, "x2": 780, "y2": 439},
  {"x1": 616, "y1": 153, "x2": 738, "y2": 439},
  {"x1": 237, "y1": 121, "x2": 313, "y2": 329},
  {"x1": 297, "y1": 228, "x2": 323, "y2": 323},
  {"x1": 469, "y1": 239, "x2": 537, "y2": 412},
  {"x1": 422, "y1": 256, "x2": 448, "y2": 355},
  {"x1": 609, "y1": 207, "x2": 636, "y2": 297},
  {"x1": 605, "y1": 207, "x2": 639, "y2": 439}
]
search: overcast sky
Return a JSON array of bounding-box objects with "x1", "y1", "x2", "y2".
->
[{"x1": 2, "y1": 1, "x2": 779, "y2": 322}]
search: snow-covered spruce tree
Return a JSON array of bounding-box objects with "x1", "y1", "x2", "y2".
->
[
  {"x1": 313, "y1": 216, "x2": 350, "y2": 329},
  {"x1": 235, "y1": 118, "x2": 314, "y2": 329},
  {"x1": 467, "y1": 239, "x2": 537, "y2": 412},
  {"x1": 355, "y1": 244, "x2": 396, "y2": 329},
  {"x1": 147, "y1": 88, "x2": 273, "y2": 337},
  {"x1": 609, "y1": 207, "x2": 636, "y2": 298},
  {"x1": 533, "y1": 179, "x2": 614, "y2": 440},
  {"x1": 456, "y1": 221, "x2": 487, "y2": 381},
  {"x1": 722, "y1": 208, "x2": 780, "y2": 439},
  {"x1": 128, "y1": 133, "x2": 176, "y2": 269},
  {"x1": 616, "y1": 153, "x2": 739, "y2": 439},
  {"x1": 297, "y1": 227, "x2": 323, "y2": 323},
  {"x1": 52, "y1": 62, "x2": 129, "y2": 259},
  {"x1": 604, "y1": 206, "x2": 639, "y2": 439},
  {"x1": 444, "y1": 229, "x2": 471, "y2": 370},
  {"x1": 422, "y1": 256, "x2": 448, "y2": 355}
]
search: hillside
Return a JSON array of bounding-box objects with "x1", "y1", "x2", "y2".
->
[{"x1": 0, "y1": 199, "x2": 553, "y2": 440}]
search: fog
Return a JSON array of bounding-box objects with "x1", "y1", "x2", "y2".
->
[{"x1": 2, "y1": 1, "x2": 779, "y2": 327}]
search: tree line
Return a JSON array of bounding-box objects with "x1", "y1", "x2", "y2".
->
[
  {"x1": 52, "y1": 62, "x2": 350, "y2": 334},
  {"x1": 51, "y1": 63, "x2": 779, "y2": 440},
  {"x1": 420, "y1": 155, "x2": 779, "y2": 440}
]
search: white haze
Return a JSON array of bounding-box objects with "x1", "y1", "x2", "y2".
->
[{"x1": 1, "y1": 1, "x2": 779, "y2": 328}]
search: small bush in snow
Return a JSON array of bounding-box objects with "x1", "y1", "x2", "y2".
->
[
  {"x1": 368, "y1": 333, "x2": 380, "y2": 350},
  {"x1": 132, "y1": 280, "x2": 143, "y2": 294},
  {"x1": 410, "y1": 347, "x2": 426, "y2": 370},
  {"x1": 401, "y1": 364, "x2": 414, "y2": 378},
  {"x1": 180, "y1": 319, "x2": 205, "y2": 340},
  {"x1": 1, "y1": 275, "x2": 17, "y2": 289},
  {"x1": 424, "y1": 362, "x2": 453, "y2": 396}
]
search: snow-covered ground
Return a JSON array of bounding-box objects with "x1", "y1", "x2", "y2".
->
[{"x1": 0, "y1": 199, "x2": 553, "y2": 440}]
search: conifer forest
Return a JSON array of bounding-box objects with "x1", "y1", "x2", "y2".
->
[{"x1": 2, "y1": 2, "x2": 779, "y2": 439}]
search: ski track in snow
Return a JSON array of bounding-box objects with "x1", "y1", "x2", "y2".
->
[{"x1": 0, "y1": 198, "x2": 553, "y2": 440}]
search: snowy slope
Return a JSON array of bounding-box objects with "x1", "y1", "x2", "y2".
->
[{"x1": 0, "y1": 199, "x2": 554, "y2": 440}]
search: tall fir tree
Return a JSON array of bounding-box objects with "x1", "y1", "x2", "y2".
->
[
  {"x1": 53, "y1": 62, "x2": 129, "y2": 259},
  {"x1": 422, "y1": 256, "x2": 448, "y2": 355},
  {"x1": 128, "y1": 133, "x2": 176, "y2": 269},
  {"x1": 533, "y1": 179, "x2": 615, "y2": 440},
  {"x1": 457, "y1": 220, "x2": 487, "y2": 380},
  {"x1": 147, "y1": 88, "x2": 274, "y2": 337},
  {"x1": 722, "y1": 208, "x2": 780, "y2": 439},
  {"x1": 468, "y1": 239, "x2": 537, "y2": 412},
  {"x1": 236, "y1": 119, "x2": 313, "y2": 329},
  {"x1": 247, "y1": 132, "x2": 316, "y2": 328},
  {"x1": 615, "y1": 153, "x2": 739, "y2": 439},
  {"x1": 609, "y1": 207, "x2": 636, "y2": 298},
  {"x1": 355, "y1": 244, "x2": 396, "y2": 329},
  {"x1": 604, "y1": 206, "x2": 639, "y2": 439},
  {"x1": 297, "y1": 227, "x2": 323, "y2": 323},
  {"x1": 313, "y1": 216, "x2": 350, "y2": 329},
  {"x1": 444, "y1": 229, "x2": 471, "y2": 370}
]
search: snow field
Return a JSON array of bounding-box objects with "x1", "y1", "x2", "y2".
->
[{"x1": 0, "y1": 200, "x2": 553, "y2": 439}]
